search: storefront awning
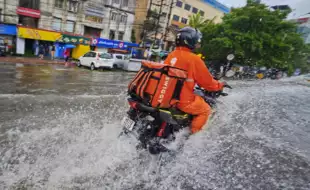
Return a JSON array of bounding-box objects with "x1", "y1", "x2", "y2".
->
[
  {"x1": 65, "y1": 44, "x2": 76, "y2": 48},
  {"x1": 109, "y1": 49, "x2": 128, "y2": 53},
  {"x1": 17, "y1": 26, "x2": 61, "y2": 42},
  {"x1": 57, "y1": 34, "x2": 90, "y2": 45},
  {"x1": 0, "y1": 24, "x2": 17, "y2": 35}
]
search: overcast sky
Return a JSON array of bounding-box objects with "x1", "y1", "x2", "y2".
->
[{"x1": 217, "y1": 0, "x2": 310, "y2": 19}]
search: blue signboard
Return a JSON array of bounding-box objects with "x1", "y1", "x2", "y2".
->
[
  {"x1": 93, "y1": 38, "x2": 139, "y2": 50},
  {"x1": 0, "y1": 24, "x2": 17, "y2": 35},
  {"x1": 202, "y1": 0, "x2": 230, "y2": 13}
]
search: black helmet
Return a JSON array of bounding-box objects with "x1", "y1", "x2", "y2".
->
[{"x1": 175, "y1": 27, "x2": 202, "y2": 50}]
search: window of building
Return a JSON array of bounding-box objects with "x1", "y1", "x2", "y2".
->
[
  {"x1": 84, "y1": 26, "x2": 101, "y2": 37},
  {"x1": 65, "y1": 20, "x2": 75, "y2": 33},
  {"x1": 114, "y1": 0, "x2": 119, "y2": 4},
  {"x1": 68, "y1": 0, "x2": 78, "y2": 12},
  {"x1": 184, "y1": 4, "x2": 191, "y2": 11},
  {"x1": 52, "y1": 17, "x2": 62, "y2": 31},
  {"x1": 192, "y1": 7, "x2": 198, "y2": 14},
  {"x1": 118, "y1": 32, "x2": 124, "y2": 40},
  {"x1": 181, "y1": 17, "x2": 187, "y2": 24},
  {"x1": 19, "y1": 0, "x2": 40, "y2": 10},
  {"x1": 55, "y1": 0, "x2": 63, "y2": 8},
  {"x1": 122, "y1": 0, "x2": 128, "y2": 7},
  {"x1": 176, "y1": 1, "x2": 183, "y2": 8},
  {"x1": 120, "y1": 15, "x2": 127, "y2": 23},
  {"x1": 18, "y1": 16, "x2": 38, "y2": 28},
  {"x1": 172, "y1": 15, "x2": 180, "y2": 22},
  {"x1": 0, "y1": 9, "x2": 2, "y2": 22},
  {"x1": 85, "y1": 15, "x2": 103, "y2": 23},
  {"x1": 199, "y1": 10, "x2": 205, "y2": 17},
  {"x1": 111, "y1": 12, "x2": 117, "y2": 21},
  {"x1": 109, "y1": 30, "x2": 115, "y2": 39}
]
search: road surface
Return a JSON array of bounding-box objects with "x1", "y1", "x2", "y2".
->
[{"x1": 0, "y1": 63, "x2": 310, "y2": 189}]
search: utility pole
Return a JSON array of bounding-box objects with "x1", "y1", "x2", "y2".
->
[
  {"x1": 141, "y1": 0, "x2": 153, "y2": 44},
  {"x1": 163, "y1": 0, "x2": 174, "y2": 50},
  {"x1": 154, "y1": 0, "x2": 164, "y2": 45},
  {"x1": 115, "y1": 0, "x2": 123, "y2": 40},
  {"x1": 3, "y1": 0, "x2": 6, "y2": 23}
]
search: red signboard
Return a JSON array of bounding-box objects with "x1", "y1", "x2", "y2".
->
[
  {"x1": 119, "y1": 42, "x2": 124, "y2": 48},
  {"x1": 16, "y1": 7, "x2": 40, "y2": 18},
  {"x1": 297, "y1": 17, "x2": 310, "y2": 24}
]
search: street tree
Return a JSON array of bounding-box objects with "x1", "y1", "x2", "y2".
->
[
  {"x1": 201, "y1": 0, "x2": 309, "y2": 72},
  {"x1": 140, "y1": 10, "x2": 163, "y2": 42},
  {"x1": 188, "y1": 13, "x2": 216, "y2": 31}
]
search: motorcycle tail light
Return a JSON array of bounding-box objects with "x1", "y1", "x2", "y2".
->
[
  {"x1": 157, "y1": 122, "x2": 167, "y2": 137},
  {"x1": 128, "y1": 101, "x2": 137, "y2": 109}
]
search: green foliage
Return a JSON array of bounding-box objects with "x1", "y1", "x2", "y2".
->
[
  {"x1": 131, "y1": 29, "x2": 136, "y2": 43},
  {"x1": 140, "y1": 9, "x2": 163, "y2": 41},
  {"x1": 188, "y1": 13, "x2": 216, "y2": 31},
  {"x1": 201, "y1": 0, "x2": 310, "y2": 72}
]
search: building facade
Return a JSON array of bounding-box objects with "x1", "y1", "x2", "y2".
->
[
  {"x1": 133, "y1": 0, "x2": 229, "y2": 50},
  {"x1": 0, "y1": 0, "x2": 136, "y2": 57},
  {"x1": 295, "y1": 16, "x2": 310, "y2": 44}
]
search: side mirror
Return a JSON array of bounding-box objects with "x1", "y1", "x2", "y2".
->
[{"x1": 227, "y1": 54, "x2": 235, "y2": 61}]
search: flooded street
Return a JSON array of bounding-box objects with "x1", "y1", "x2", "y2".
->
[{"x1": 0, "y1": 63, "x2": 310, "y2": 189}]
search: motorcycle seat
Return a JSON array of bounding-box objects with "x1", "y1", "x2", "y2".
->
[{"x1": 136, "y1": 102, "x2": 157, "y2": 113}]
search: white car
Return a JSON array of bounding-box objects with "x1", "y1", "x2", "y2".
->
[
  {"x1": 77, "y1": 51, "x2": 114, "y2": 70},
  {"x1": 111, "y1": 54, "x2": 130, "y2": 69}
]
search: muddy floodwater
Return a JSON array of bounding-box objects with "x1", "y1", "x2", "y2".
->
[{"x1": 0, "y1": 63, "x2": 310, "y2": 189}]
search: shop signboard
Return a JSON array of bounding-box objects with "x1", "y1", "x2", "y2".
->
[
  {"x1": 57, "y1": 34, "x2": 90, "y2": 45},
  {"x1": 0, "y1": 24, "x2": 17, "y2": 35},
  {"x1": 94, "y1": 38, "x2": 139, "y2": 49},
  {"x1": 16, "y1": 7, "x2": 41, "y2": 18},
  {"x1": 18, "y1": 27, "x2": 61, "y2": 41}
]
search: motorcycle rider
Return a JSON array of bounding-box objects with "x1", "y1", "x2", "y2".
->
[{"x1": 163, "y1": 27, "x2": 226, "y2": 134}]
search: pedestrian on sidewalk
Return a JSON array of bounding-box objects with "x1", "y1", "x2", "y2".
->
[
  {"x1": 39, "y1": 44, "x2": 45, "y2": 60},
  {"x1": 64, "y1": 48, "x2": 70, "y2": 66},
  {"x1": 51, "y1": 45, "x2": 55, "y2": 60}
]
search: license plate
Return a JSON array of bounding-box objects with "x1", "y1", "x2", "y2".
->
[{"x1": 121, "y1": 116, "x2": 135, "y2": 131}]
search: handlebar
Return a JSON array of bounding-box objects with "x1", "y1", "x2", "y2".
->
[
  {"x1": 224, "y1": 84, "x2": 232, "y2": 89},
  {"x1": 195, "y1": 83, "x2": 232, "y2": 98}
]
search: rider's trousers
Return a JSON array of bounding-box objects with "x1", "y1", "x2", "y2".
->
[{"x1": 178, "y1": 95, "x2": 211, "y2": 134}]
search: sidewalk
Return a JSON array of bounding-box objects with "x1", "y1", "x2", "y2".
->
[{"x1": 0, "y1": 56, "x2": 66, "y2": 65}]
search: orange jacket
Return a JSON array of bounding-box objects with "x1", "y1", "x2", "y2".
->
[{"x1": 164, "y1": 47, "x2": 223, "y2": 106}]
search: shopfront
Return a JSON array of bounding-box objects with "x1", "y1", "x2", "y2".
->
[
  {"x1": 56, "y1": 34, "x2": 91, "y2": 59},
  {"x1": 0, "y1": 24, "x2": 17, "y2": 54},
  {"x1": 92, "y1": 38, "x2": 139, "y2": 54},
  {"x1": 17, "y1": 26, "x2": 61, "y2": 56}
]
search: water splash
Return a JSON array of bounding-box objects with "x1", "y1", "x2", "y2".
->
[{"x1": 1, "y1": 79, "x2": 310, "y2": 189}]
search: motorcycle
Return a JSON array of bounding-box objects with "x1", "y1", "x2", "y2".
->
[{"x1": 119, "y1": 54, "x2": 234, "y2": 155}]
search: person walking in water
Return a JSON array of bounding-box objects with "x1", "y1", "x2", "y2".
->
[
  {"x1": 64, "y1": 48, "x2": 70, "y2": 66},
  {"x1": 51, "y1": 45, "x2": 56, "y2": 60},
  {"x1": 38, "y1": 44, "x2": 45, "y2": 60}
]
